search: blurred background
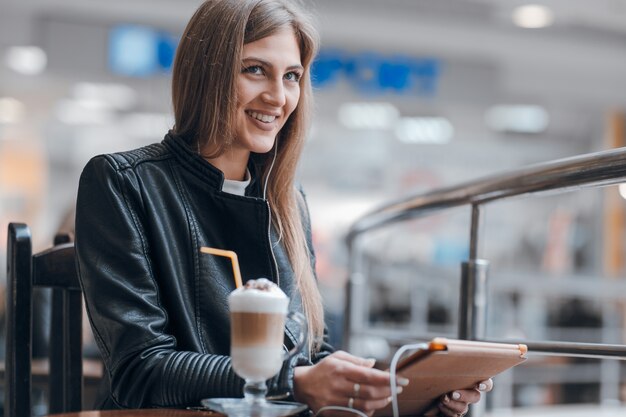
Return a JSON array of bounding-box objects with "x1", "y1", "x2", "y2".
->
[{"x1": 2, "y1": 0, "x2": 626, "y2": 415}]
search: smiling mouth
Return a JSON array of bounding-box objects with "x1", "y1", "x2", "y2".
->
[{"x1": 246, "y1": 111, "x2": 277, "y2": 123}]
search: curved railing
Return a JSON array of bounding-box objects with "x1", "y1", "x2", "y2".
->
[{"x1": 345, "y1": 146, "x2": 626, "y2": 361}]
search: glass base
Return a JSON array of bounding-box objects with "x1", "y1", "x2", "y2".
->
[{"x1": 201, "y1": 398, "x2": 308, "y2": 417}]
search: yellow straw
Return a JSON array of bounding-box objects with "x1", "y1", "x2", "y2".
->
[{"x1": 200, "y1": 247, "x2": 243, "y2": 289}]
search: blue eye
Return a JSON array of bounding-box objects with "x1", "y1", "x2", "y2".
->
[
  {"x1": 285, "y1": 71, "x2": 302, "y2": 82},
  {"x1": 243, "y1": 65, "x2": 264, "y2": 75}
]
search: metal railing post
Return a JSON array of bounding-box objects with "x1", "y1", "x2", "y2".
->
[
  {"x1": 458, "y1": 259, "x2": 489, "y2": 341},
  {"x1": 459, "y1": 204, "x2": 489, "y2": 341},
  {"x1": 344, "y1": 236, "x2": 367, "y2": 353},
  {"x1": 344, "y1": 239, "x2": 356, "y2": 352},
  {"x1": 459, "y1": 205, "x2": 489, "y2": 417}
]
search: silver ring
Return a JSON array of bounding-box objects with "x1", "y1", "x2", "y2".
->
[
  {"x1": 348, "y1": 397, "x2": 354, "y2": 408},
  {"x1": 353, "y1": 383, "x2": 361, "y2": 398}
]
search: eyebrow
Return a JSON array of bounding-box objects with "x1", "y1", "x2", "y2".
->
[{"x1": 242, "y1": 57, "x2": 303, "y2": 72}]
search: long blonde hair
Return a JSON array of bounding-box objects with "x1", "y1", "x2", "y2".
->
[{"x1": 171, "y1": 0, "x2": 324, "y2": 351}]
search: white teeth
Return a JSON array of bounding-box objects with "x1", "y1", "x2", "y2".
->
[{"x1": 247, "y1": 111, "x2": 276, "y2": 123}]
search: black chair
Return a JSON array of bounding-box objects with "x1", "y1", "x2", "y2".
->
[{"x1": 5, "y1": 222, "x2": 83, "y2": 417}]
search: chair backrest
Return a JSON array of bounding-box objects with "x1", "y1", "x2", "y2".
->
[{"x1": 6, "y1": 222, "x2": 83, "y2": 417}]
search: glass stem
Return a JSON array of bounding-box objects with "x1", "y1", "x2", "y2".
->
[{"x1": 243, "y1": 380, "x2": 268, "y2": 404}]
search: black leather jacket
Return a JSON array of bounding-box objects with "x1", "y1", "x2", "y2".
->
[{"x1": 75, "y1": 132, "x2": 333, "y2": 409}]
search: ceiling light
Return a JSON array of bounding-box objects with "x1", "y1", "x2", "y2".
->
[
  {"x1": 56, "y1": 99, "x2": 114, "y2": 125},
  {"x1": 394, "y1": 117, "x2": 453, "y2": 144},
  {"x1": 512, "y1": 5, "x2": 554, "y2": 29},
  {"x1": 5, "y1": 46, "x2": 47, "y2": 75},
  {"x1": 73, "y1": 82, "x2": 138, "y2": 111},
  {"x1": 338, "y1": 102, "x2": 399, "y2": 130},
  {"x1": 485, "y1": 105, "x2": 549, "y2": 134},
  {"x1": 122, "y1": 112, "x2": 173, "y2": 139},
  {"x1": 0, "y1": 97, "x2": 26, "y2": 124}
]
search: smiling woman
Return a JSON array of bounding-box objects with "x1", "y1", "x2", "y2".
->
[
  {"x1": 169, "y1": 0, "x2": 325, "y2": 354},
  {"x1": 73, "y1": 1, "x2": 488, "y2": 416},
  {"x1": 76, "y1": 0, "x2": 330, "y2": 411}
]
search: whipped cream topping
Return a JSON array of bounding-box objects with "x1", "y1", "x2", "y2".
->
[{"x1": 229, "y1": 278, "x2": 288, "y2": 313}]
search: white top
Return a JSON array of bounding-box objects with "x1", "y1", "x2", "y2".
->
[{"x1": 221, "y1": 169, "x2": 251, "y2": 196}]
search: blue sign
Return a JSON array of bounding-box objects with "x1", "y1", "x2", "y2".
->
[
  {"x1": 108, "y1": 25, "x2": 441, "y2": 96},
  {"x1": 109, "y1": 25, "x2": 176, "y2": 77},
  {"x1": 312, "y1": 49, "x2": 440, "y2": 96}
]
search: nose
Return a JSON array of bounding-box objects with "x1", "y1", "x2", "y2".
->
[{"x1": 261, "y1": 79, "x2": 287, "y2": 107}]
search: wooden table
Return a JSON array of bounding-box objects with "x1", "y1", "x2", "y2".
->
[{"x1": 45, "y1": 409, "x2": 223, "y2": 417}]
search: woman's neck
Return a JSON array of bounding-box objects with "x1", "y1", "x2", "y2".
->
[{"x1": 202, "y1": 147, "x2": 250, "y2": 181}]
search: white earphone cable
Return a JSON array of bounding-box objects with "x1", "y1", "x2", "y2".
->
[
  {"x1": 314, "y1": 406, "x2": 369, "y2": 417},
  {"x1": 389, "y1": 343, "x2": 429, "y2": 417},
  {"x1": 263, "y1": 142, "x2": 283, "y2": 246},
  {"x1": 263, "y1": 141, "x2": 277, "y2": 201}
]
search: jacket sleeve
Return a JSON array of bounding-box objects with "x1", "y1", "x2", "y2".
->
[{"x1": 75, "y1": 155, "x2": 243, "y2": 408}]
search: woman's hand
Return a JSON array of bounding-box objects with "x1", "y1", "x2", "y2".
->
[
  {"x1": 293, "y1": 351, "x2": 408, "y2": 416},
  {"x1": 434, "y1": 378, "x2": 493, "y2": 417}
]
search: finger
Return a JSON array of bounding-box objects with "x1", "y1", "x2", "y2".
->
[
  {"x1": 318, "y1": 356, "x2": 377, "y2": 384},
  {"x1": 355, "y1": 396, "x2": 393, "y2": 413},
  {"x1": 332, "y1": 350, "x2": 376, "y2": 368},
  {"x1": 451, "y1": 389, "x2": 481, "y2": 405},
  {"x1": 339, "y1": 362, "x2": 394, "y2": 387},
  {"x1": 476, "y1": 378, "x2": 494, "y2": 392},
  {"x1": 438, "y1": 401, "x2": 468, "y2": 417},
  {"x1": 440, "y1": 392, "x2": 476, "y2": 414},
  {"x1": 344, "y1": 376, "x2": 409, "y2": 401},
  {"x1": 352, "y1": 382, "x2": 404, "y2": 401}
]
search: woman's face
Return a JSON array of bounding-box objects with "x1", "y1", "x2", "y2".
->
[{"x1": 234, "y1": 27, "x2": 303, "y2": 155}]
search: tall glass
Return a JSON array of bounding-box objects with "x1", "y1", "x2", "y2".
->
[{"x1": 202, "y1": 279, "x2": 307, "y2": 417}]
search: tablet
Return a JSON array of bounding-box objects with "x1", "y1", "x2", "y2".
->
[{"x1": 375, "y1": 338, "x2": 528, "y2": 417}]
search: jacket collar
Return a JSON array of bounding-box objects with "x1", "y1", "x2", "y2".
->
[
  {"x1": 163, "y1": 131, "x2": 263, "y2": 197},
  {"x1": 163, "y1": 131, "x2": 224, "y2": 190}
]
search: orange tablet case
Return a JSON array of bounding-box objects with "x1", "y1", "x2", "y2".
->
[{"x1": 375, "y1": 338, "x2": 528, "y2": 417}]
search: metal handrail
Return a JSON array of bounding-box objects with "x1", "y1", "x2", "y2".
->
[
  {"x1": 347, "y1": 146, "x2": 626, "y2": 244},
  {"x1": 344, "y1": 146, "x2": 626, "y2": 378}
]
